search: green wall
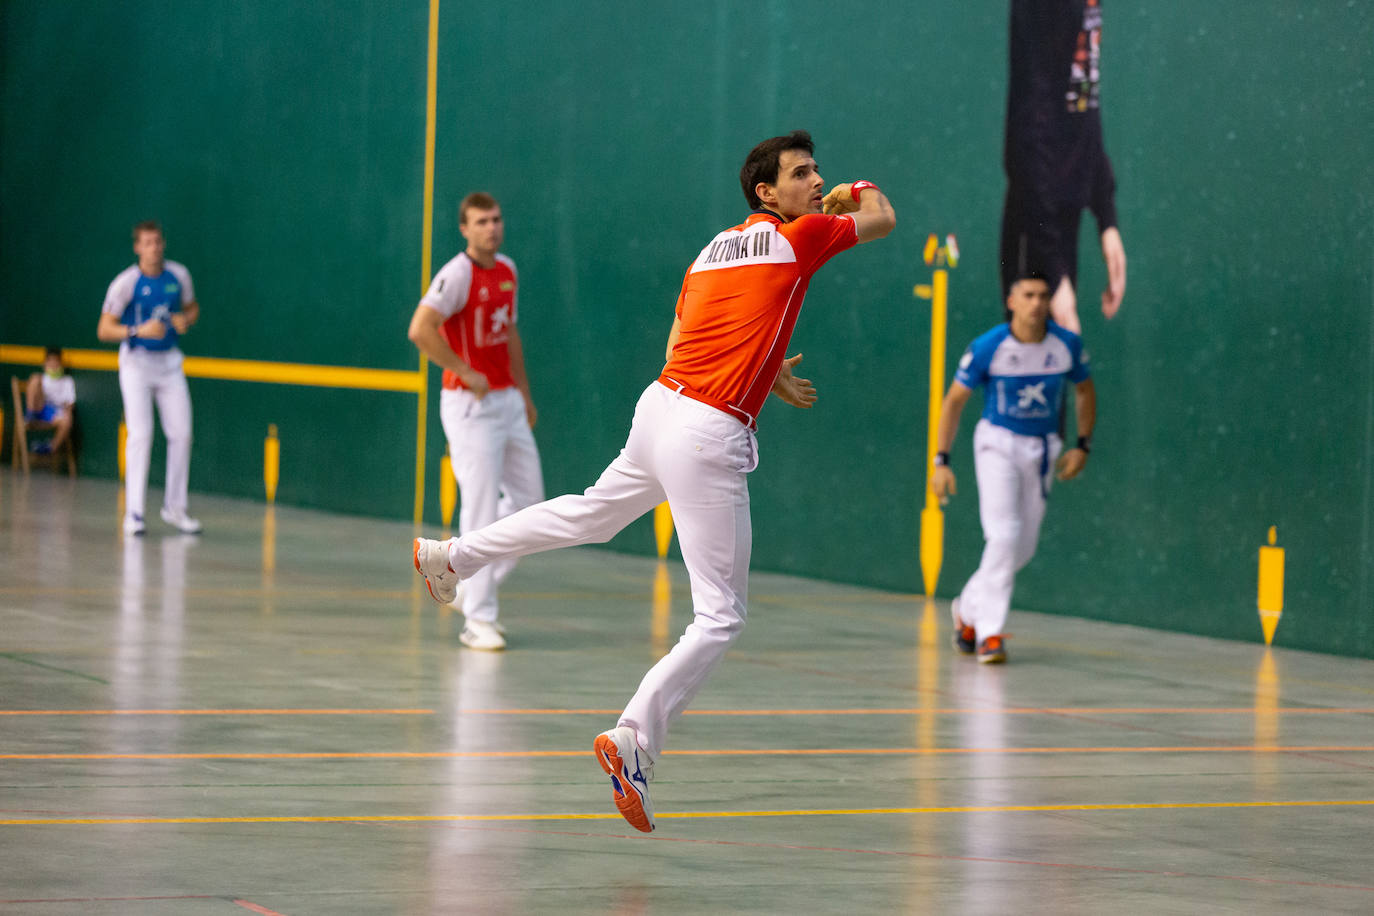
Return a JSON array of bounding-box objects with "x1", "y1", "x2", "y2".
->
[{"x1": 3, "y1": 2, "x2": 1370, "y2": 656}]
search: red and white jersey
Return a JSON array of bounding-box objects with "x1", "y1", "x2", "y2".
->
[
  {"x1": 420, "y1": 251, "x2": 519, "y2": 391},
  {"x1": 660, "y1": 211, "x2": 858, "y2": 426}
]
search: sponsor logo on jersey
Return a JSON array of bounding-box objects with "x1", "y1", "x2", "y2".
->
[
  {"x1": 499, "y1": 281, "x2": 514, "y2": 292},
  {"x1": 1016, "y1": 382, "x2": 1048, "y2": 409},
  {"x1": 489, "y1": 304, "x2": 512, "y2": 335},
  {"x1": 479, "y1": 286, "x2": 491, "y2": 302}
]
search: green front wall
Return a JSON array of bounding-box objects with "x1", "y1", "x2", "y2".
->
[{"x1": 2, "y1": 2, "x2": 1370, "y2": 655}]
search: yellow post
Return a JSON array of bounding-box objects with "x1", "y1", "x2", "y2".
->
[
  {"x1": 118, "y1": 417, "x2": 128, "y2": 482},
  {"x1": 413, "y1": 0, "x2": 441, "y2": 527},
  {"x1": 654, "y1": 501, "x2": 674, "y2": 558},
  {"x1": 652, "y1": 561, "x2": 672, "y2": 656},
  {"x1": 915, "y1": 246, "x2": 951, "y2": 598},
  {"x1": 261, "y1": 505, "x2": 277, "y2": 618},
  {"x1": 439, "y1": 445, "x2": 458, "y2": 529},
  {"x1": 1258, "y1": 525, "x2": 1284, "y2": 645},
  {"x1": 263, "y1": 424, "x2": 280, "y2": 503}
]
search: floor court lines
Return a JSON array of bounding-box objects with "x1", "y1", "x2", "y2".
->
[{"x1": 3, "y1": 471, "x2": 1374, "y2": 913}]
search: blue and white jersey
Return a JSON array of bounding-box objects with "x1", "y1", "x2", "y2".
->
[
  {"x1": 953, "y1": 321, "x2": 1090, "y2": 436},
  {"x1": 102, "y1": 261, "x2": 195, "y2": 352}
]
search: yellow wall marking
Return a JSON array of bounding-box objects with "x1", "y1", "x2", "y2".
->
[{"x1": 0, "y1": 345, "x2": 420, "y2": 393}]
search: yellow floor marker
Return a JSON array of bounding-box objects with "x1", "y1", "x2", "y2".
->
[
  {"x1": 652, "y1": 561, "x2": 672, "y2": 656},
  {"x1": 1258, "y1": 526, "x2": 1284, "y2": 645},
  {"x1": 261, "y1": 505, "x2": 277, "y2": 618},
  {"x1": 439, "y1": 446, "x2": 457, "y2": 529},
  {"x1": 263, "y1": 424, "x2": 280, "y2": 503},
  {"x1": 117, "y1": 417, "x2": 128, "y2": 482},
  {"x1": 914, "y1": 234, "x2": 957, "y2": 597},
  {"x1": 654, "y1": 501, "x2": 674, "y2": 558}
]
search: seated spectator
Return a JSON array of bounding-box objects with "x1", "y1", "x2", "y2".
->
[{"x1": 25, "y1": 346, "x2": 76, "y2": 455}]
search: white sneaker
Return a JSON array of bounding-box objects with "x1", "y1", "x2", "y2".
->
[
  {"x1": 459, "y1": 618, "x2": 506, "y2": 651},
  {"x1": 412, "y1": 537, "x2": 460, "y2": 604},
  {"x1": 160, "y1": 506, "x2": 202, "y2": 534},
  {"x1": 123, "y1": 513, "x2": 146, "y2": 536},
  {"x1": 593, "y1": 726, "x2": 655, "y2": 833}
]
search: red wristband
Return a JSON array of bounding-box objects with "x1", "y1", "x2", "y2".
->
[{"x1": 850, "y1": 180, "x2": 878, "y2": 203}]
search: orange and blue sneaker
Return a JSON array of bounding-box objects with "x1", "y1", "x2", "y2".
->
[
  {"x1": 594, "y1": 726, "x2": 655, "y2": 833},
  {"x1": 412, "y1": 537, "x2": 461, "y2": 605},
  {"x1": 977, "y1": 634, "x2": 1008, "y2": 664},
  {"x1": 951, "y1": 597, "x2": 976, "y2": 655}
]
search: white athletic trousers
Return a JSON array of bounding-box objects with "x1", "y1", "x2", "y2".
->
[
  {"x1": 956, "y1": 419, "x2": 1061, "y2": 639},
  {"x1": 447, "y1": 381, "x2": 758, "y2": 758},
  {"x1": 118, "y1": 345, "x2": 193, "y2": 519},
  {"x1": 439, "y1": 386, "x2": 545, "y2": 623}
]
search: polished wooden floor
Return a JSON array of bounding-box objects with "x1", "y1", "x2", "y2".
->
[{"x1": 2, "y1": 470, "x2": 1373, "y2": 914}]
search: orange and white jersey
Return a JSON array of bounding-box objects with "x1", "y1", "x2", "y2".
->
[
  {"x1": 660, "y1": 211, "x2": 858, "y2": 426},
  {"x1": 421, "y1": 251, "x2": 518, "y2": 391}
]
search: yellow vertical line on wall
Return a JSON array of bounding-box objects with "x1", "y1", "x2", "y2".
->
[{"x1": 414, "y1": 0, "x2": 441, "y2": 525}]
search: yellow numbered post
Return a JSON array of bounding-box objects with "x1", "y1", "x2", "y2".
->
[
  {"x1": 263, "y1": 424, "x2": 280, "y2": 503},
  {"x1": 914, "y1": 234, "x2": 957, "y2": 597},
  {"x1": 654, "y1": 501, "x2": 674, "y2": 558},
  {"x1": 439, "y1": 445, "x2": 458, "y2": 530},
  {"x1": 118, "y1": 417, "x2": 128, "y2": 482},
  {"x1": 1258, "y1": 525, "x2": 1284, "y2": 645}
]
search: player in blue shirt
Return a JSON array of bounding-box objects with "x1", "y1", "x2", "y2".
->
[
  {"x1": 931, "y1": 272, "x2": 1096, "y2": 662},
  {"x1": 97, "y1": 220, "x2": 202, "y2": 535}
]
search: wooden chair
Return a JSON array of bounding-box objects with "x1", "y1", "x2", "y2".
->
[{"x1": 10, "y1": 376, "x2": 77, "y2": 476}]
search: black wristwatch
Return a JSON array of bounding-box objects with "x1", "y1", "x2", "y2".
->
[
  {"x1": 1076, "y1": 435, "x2": 1092, "y2": 454},
  {"x1": 933, "y1": 451, "x2": 951, "y2": 467}
]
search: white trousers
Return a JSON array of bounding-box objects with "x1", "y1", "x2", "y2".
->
[
  {"x1": 448, "y1": 381, "x2": 758, "y2": 758},
  {"x1": 956, "y1": 420, "x2": 1061, "y2": 639},
  {"x1": 439, "y1": 387, "x2": 545, "y2": 623},
  {"x1": 118, "y1": 346, "x2": 193, "y2": 519}
]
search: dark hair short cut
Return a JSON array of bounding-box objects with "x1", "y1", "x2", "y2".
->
[
  {"x1": 1009, "y1": 269, "x2": 1051, "y2": 288},
  {"x1": 44, "y1": 346, "x2": 63, "y2": 360},
  {"x1": 739, "y1": 130, "x2": 814, "y2": 209},
  {"x1": 459, "y1": 192, "x2": 500, "y2": 225},
  {"x1": 132, "y1": 219, "x2": 162, "y2": 241},
  {"x1": 1004, "y1": 271, "x2": 1051, "y2": 320}
]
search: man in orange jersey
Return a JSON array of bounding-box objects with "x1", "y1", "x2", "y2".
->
[{"x1": 413, "y1": 131, "x2": 895, "y2": 832}]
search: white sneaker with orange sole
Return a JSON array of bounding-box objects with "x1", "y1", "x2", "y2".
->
[
  {"x1": 593, "y1": 726, "x2": 655, "y2": 833},
  {"x1": 412, "y1": 538, "x2": 460, "y2": 605}
]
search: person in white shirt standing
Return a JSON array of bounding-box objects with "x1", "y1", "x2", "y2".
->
[
  {"x1": 96, "y1": 220, "x2": 202, "y2": 535},
  {"x1": 24, "y1": 347, "x2": 77, "y2": 456},
  {"x1": 407, "y1": 192, "x2": 545, "y2": 651}
]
